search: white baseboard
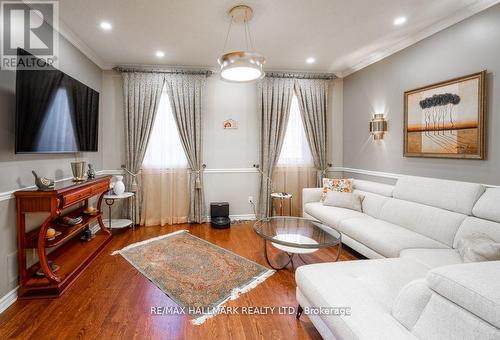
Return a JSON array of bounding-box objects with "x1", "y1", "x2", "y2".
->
[
  {"x1": 206, "y1": 214, "x2": 256, "y2": 222},
  {"x1": 230, "y1": 214, "x2": 256, "y2": 221},
  {"x1": 0, "y1": 286, "x2": 18, "y2": 314}
]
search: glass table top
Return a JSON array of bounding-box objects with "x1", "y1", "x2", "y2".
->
[{"x1": 253, "y1": 216, "x2": 341, "y2": 249}]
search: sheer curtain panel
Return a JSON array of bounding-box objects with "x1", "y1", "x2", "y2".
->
[
  {"x1": 273, "y1": 95, "x2": 316, "y2": 216},
  {"x1": 141, "y1": 90, "x2": 189, "y2": 226}
]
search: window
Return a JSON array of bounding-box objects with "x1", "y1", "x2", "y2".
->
[
  {"x1": 142, "y1": 90, "x2": 188, "y2": 169},
  {"x1": 277, "y1": 95, "x2": 313, "y2": 166}
]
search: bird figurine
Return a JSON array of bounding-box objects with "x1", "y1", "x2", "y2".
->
[
  {"x1": 32, "y1": 171, "x2": 55, "y2": 191},
  {"x1": 87, "y1": 163, "x2": 96, "y2": 179}
]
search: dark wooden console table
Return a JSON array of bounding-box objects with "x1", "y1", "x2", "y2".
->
[{"x1": 15, "y1": 176, "x2": 113, "y2": 299}]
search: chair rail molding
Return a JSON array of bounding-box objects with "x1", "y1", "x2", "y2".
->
[
  {"x1": 2, "y1": 167, "x2": 497, "y2": 202},
  {"x1": 0, "y1": 170, "x2": 123, "y2": 202},
  {"x1": 204, "y1": 168, "x2": 259, "y2": 174},
  {"x1": 339, "y1": 167, "x2": 499, "y2": 188},
  {"x1": 340, "y1": 167, "x2": 400, "y2": 180}
]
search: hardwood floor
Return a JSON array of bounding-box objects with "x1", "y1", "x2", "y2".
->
[{"x1": 0, "y1": 222, "x2": 362, "y2": 340}]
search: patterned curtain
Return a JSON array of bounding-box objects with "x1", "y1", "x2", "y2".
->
[
  {"x1": 122, "y1": 72, "x2": 165, "y2": 224},
  {"x1": 164, "y1": 74, "x2": 207, "y2": 223},
  {"x1": 257, "y1": 77, "x2": 295, "y2": 218},
  {"x1": 294, "y1": 79, "x2": 329, "y2": 186}
]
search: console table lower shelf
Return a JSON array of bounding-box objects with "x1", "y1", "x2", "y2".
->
[{"x1": 19, "y1": 231, "x2": 112, "y2": 299}]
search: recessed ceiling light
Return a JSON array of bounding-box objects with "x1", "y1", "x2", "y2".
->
[
  {"x1": 306, "y1": 57, "x2": 316, "y2": 64},
  {"x1": 100, "y1": 21, "x2": 112, "y2": 31},
  {"x1": 393, "y1": 17, "x2": 407, "y2": 26},
  {"x1": 155, "y1": 51, "x2": 165, "y2": 58}
]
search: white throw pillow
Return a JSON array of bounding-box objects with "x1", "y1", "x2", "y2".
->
[
  {"x1": 322, "y1": 191, "x2": 364, "y2": 212},
  {"x1": 457, "y1": 233, "x2": 500, "y2": 262}
]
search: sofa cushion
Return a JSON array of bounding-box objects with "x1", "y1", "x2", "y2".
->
[
  {"x1": 457, "y1": 233, "x2": 500, "y2": 262},
  {"x1": 340, "y1": 218, "x2": 448, "y2": 258},
  {"x1": 454, "y1": 217, "x2": 500, "y2": 248},
  {"x1": 296, "y1": 259, "x2": 427, "y2": 340},
  {"x1": 304, "y1": 202, "x2": 366, "y2": 228},
  {"x1": 400, "y1": 248, "x2": 463, "y2": 269},
  {"x1": 426, "y1": 261, "x2": 500, "y2": 328},
  {"x1": 393, "y1": 176, "x2": 485, "y2": 215},
  {"x1": 353, "y1": 190, "x2": 389, "y2": 219},
  {"x1": 392, "y1": 279, "x2": 433, "y2": 330},
  {"x1": 323, "y1": 191, "x2": 364, "y2": 212},
  {"x1": 379, "y1": 198, "x2": 466, "y2": 247},
  {"x1": 353, "y1": 179, "x2": 394, "y2": 197},
  {"x1": 472, "y1": 187, "x2": 500, "y2": 223},
  {"x1": 412, "y1": 293, "x2": 500, "y2": 340}
]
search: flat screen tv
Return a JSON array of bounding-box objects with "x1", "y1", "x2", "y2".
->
[{"x1": 15, "y1": 49, "x2": 99, "y2": 153}]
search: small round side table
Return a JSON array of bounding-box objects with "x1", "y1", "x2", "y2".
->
[
  {"x1": 103, "y1": 192, "x2": 135, "y2": 230},
  {"x1": 270, "y1": 192, "x2": 293, "y2": 216}
]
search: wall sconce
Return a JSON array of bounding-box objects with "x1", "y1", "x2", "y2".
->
[{"x1": 370, "y1": 113, "x2": 387, "y2": 140}]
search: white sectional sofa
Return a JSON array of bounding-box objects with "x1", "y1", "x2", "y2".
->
[{"x1": 296, "y1": 176, "x2": 500, "y2": 339}]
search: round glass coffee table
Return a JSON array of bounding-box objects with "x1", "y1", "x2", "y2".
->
[{"x1": 253, "y1": 216, "x2": 342, "y2": 270}]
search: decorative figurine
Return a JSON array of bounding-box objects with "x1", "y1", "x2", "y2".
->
[
  {"x1": 87, "y1": 163, "x2": 96, "y2": 179},
  {"x1": 32, "y1": 171, "x2": 55, "y2": 191},
  {"x1": 81, "y1": 229, "x2": 94, "y2": 242},
  {"x1": 35, "y1": 260, "x2": 60, "y2": 277}
]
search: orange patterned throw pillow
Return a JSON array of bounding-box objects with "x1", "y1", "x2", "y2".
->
[{"x1": 320, "y1": 178, "x2": 354, "y2": 202}]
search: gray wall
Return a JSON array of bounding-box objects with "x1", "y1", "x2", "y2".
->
[
  {"x1": 0, "y1": 34, "x2": 103, "y2": 298},
  {"x1": 343, "y1": 3, "x2": 500, "y2": 185}
]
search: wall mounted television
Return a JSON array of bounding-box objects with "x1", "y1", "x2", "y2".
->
[{"x1": 15, "y1": 48, "x2": 99, "y2": 153}]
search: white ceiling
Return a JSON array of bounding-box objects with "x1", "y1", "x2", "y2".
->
[{"x1": 57, "y1": 0, "x2": 500, "y2": 76}]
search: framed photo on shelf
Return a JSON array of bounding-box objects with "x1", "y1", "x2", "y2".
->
[{"x1": 404, "y1": 71, "x2": 486, "y2": 159}]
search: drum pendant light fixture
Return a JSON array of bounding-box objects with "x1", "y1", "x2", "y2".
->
[{"x1": 218, "y1": 5, "x2": 265, "y2": 82}]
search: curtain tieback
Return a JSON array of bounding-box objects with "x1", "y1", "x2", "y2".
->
[
  {"x1": 257, "y1": 166, "x2": 274, "y2": 191},
  {"x1": 131, "y1": 177, "x2": 138, "y2": 192},
  {"x1": 122, "y1": 166, "x2": 141, "y2": 193},
  {"x1": 316, "y1": 166, "x2": 329, "y2": 182},
  {"x1": 192, "y1": 165, "x2": 205, "y2": 189}
]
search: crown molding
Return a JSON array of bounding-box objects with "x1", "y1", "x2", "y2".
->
[
  {"x1": 21, "y1": 1, "x2": 105, "y2": 69},
  {"x1": 57, "y1": 19, "x2": 106, "y2": 69},
  {"x1": 339, "y1": 0, "x2": 500, "y2": 77},
  {"x1": 26, "y1": 0, "x2": 500, "y2": 74}
]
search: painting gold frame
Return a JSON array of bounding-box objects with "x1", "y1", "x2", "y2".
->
[{"x1": 404, "y1": 71, "x2": 486, "y2": 159}]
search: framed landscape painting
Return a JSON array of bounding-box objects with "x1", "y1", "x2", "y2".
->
[{"x1": 404, "y1": 71, "x2": 486, "y2": 159}]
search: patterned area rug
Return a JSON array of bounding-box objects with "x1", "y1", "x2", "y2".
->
[{"x1": 112, "y1": 230, "x2": 273, "y2": 324}]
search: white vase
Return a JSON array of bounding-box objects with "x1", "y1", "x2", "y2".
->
[{"x1": 113, "y1": 175, "x2": 125, "y2": 195}]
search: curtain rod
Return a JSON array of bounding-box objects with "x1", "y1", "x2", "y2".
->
[
  {"x1": 113, "y1": 66, "x2": 213, "y2": 77},
  {"x1": 264, "y1": 72, "x2": 337, "y2": 80}
]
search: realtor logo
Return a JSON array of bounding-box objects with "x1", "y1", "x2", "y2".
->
[{"x1": 1, "y1": 0, "x2": 59, "y2": 70}]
